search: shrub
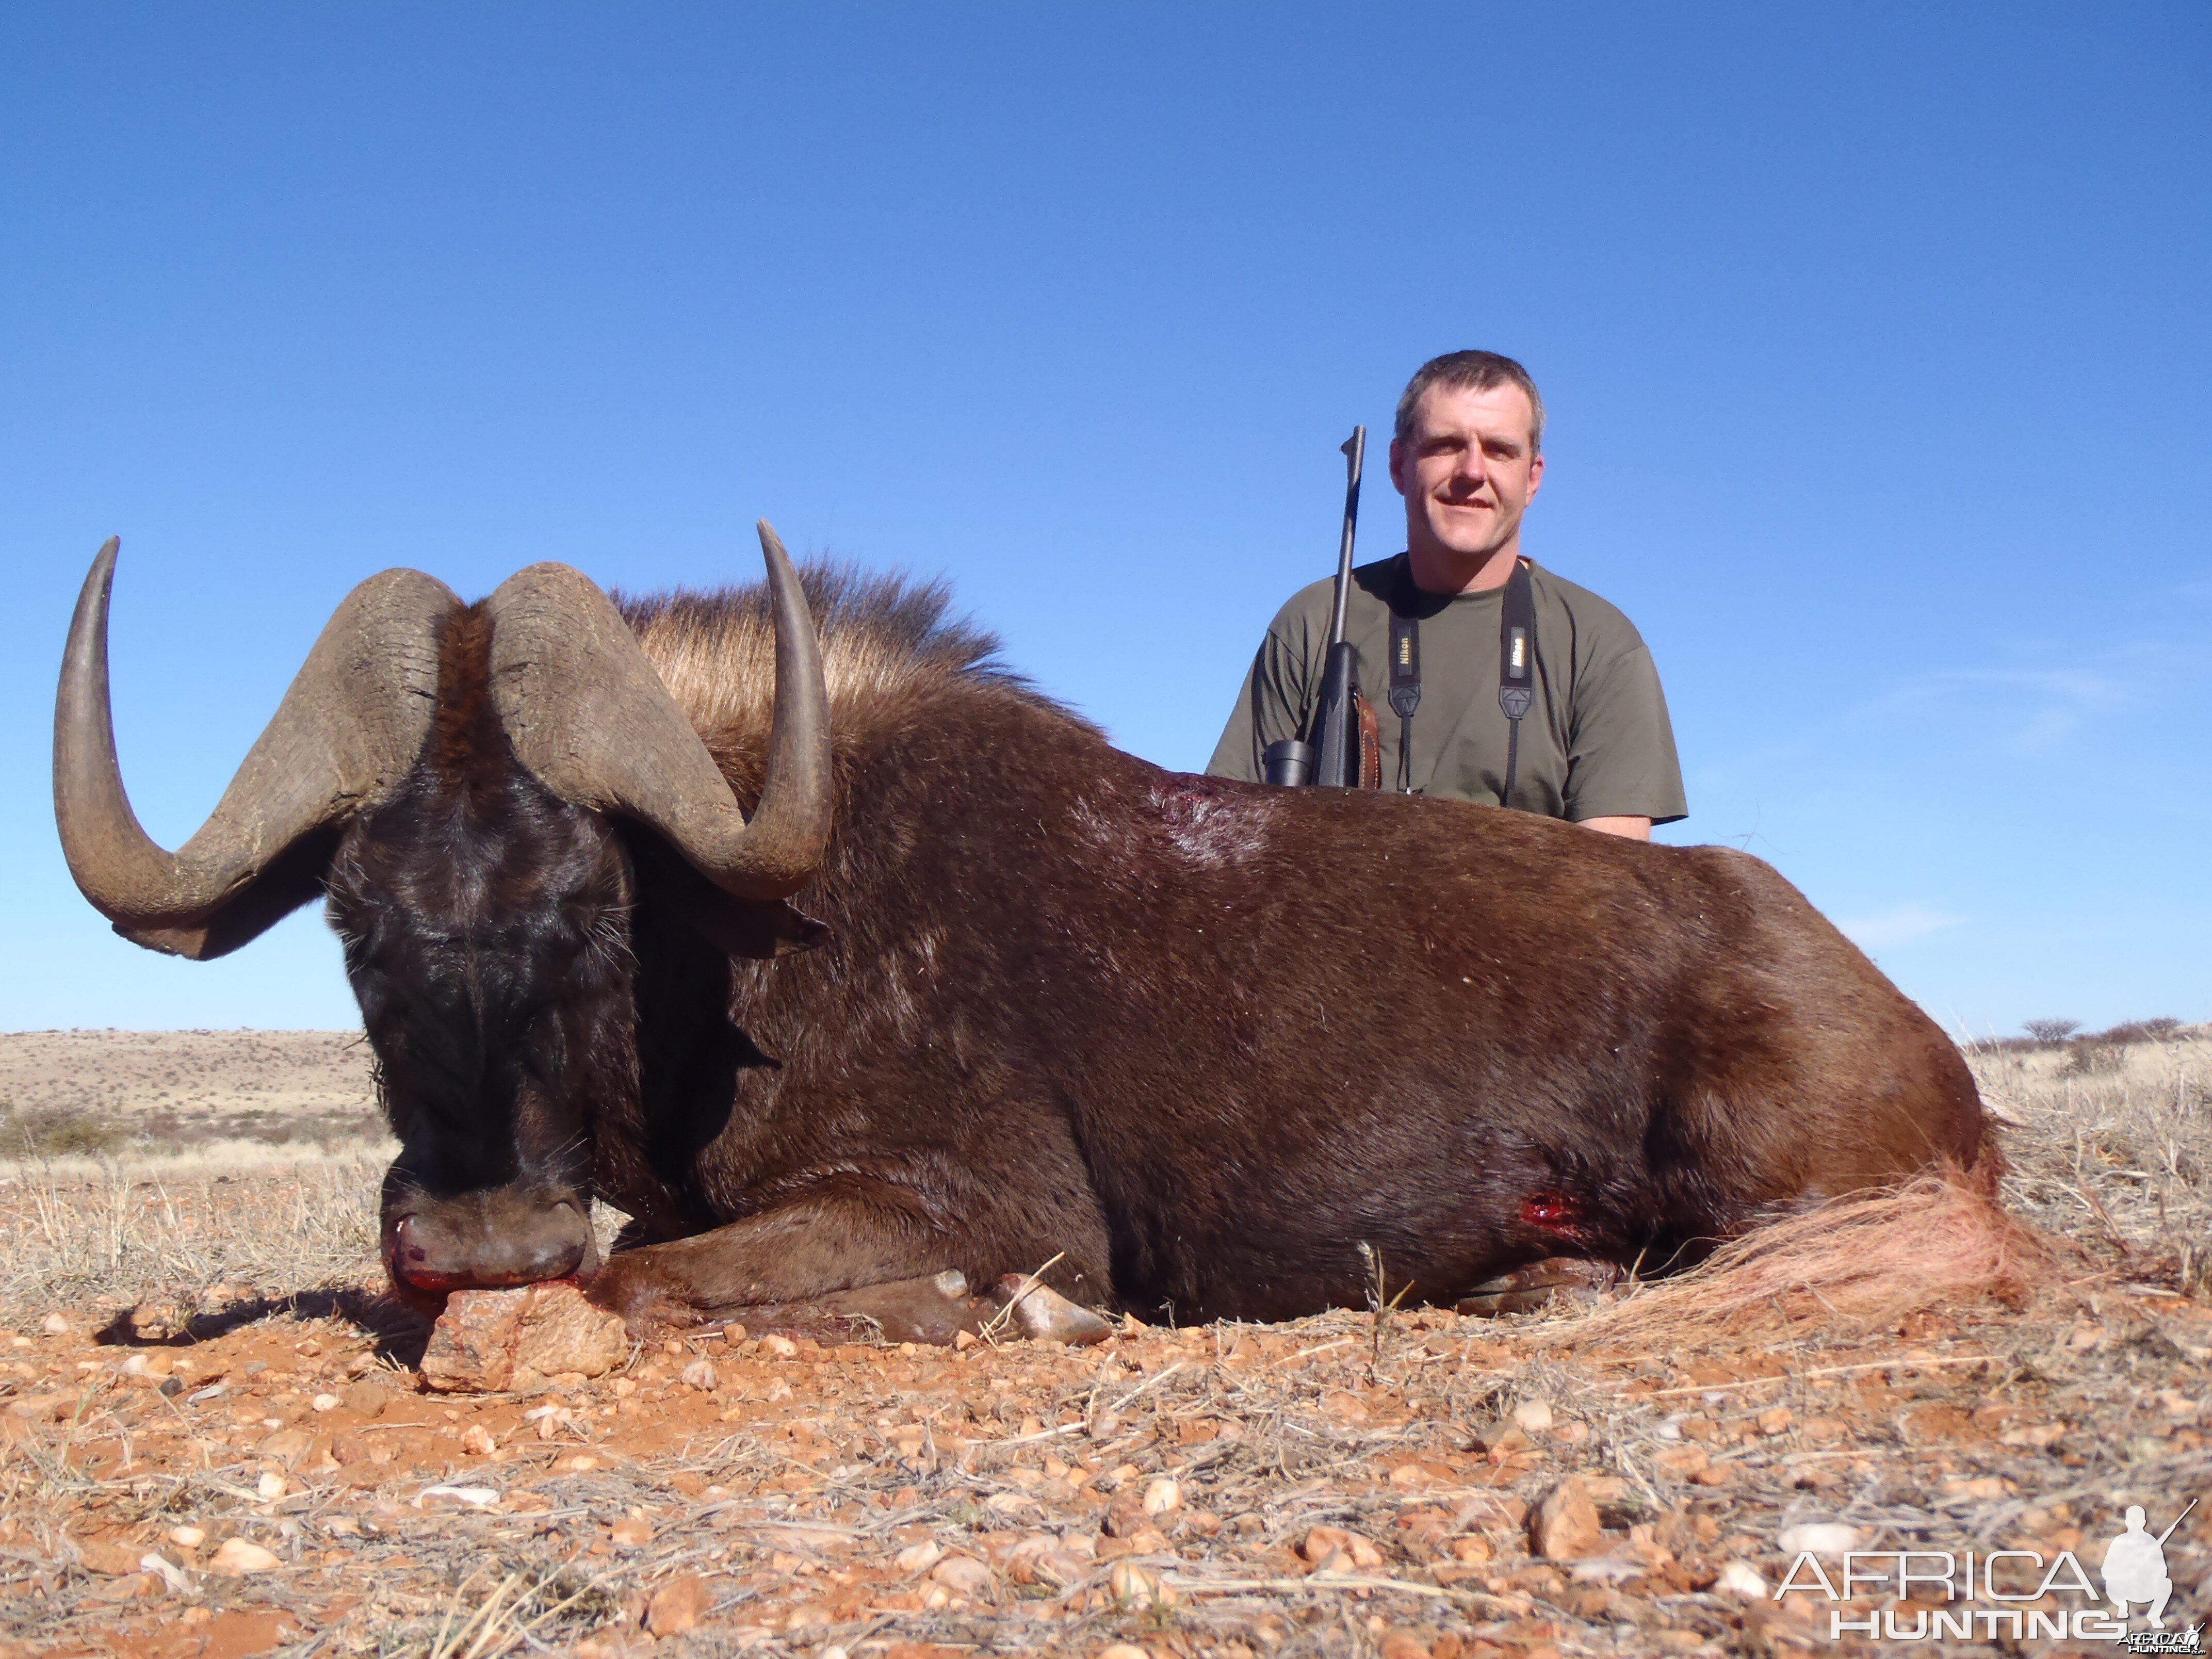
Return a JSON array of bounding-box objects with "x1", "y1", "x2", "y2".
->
[
  {"x1": 2062, "y1": 1043, "x2": 2127, "y2": 1078},
  {"x1": 2023, "y1": 1018, "x2": 2080, "y2": 1044},
  {"x1": 2, "y1": 1104, "x2": 126, "y2": 1158},
  {"x1": 2090, "y1": 1017, "x2": 2183, "y2": 1047}
]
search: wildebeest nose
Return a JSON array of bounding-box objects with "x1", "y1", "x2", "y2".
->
[{"x1": 387, "y1": 1205, "x2": 589, "y2": 1292}]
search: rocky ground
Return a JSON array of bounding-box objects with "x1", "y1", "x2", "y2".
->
[{"x1": 0, "y1": 1027, "x2": 2205, "y2": 1659}]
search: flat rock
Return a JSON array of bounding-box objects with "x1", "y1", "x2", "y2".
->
[
  {"x1": 1533, "y1": 1475, "x2": 1604, "y2": 1560},
  {"x1": 420, "y1": 1282, "x2": 628, "y2": 1393},
  {"x1": 645, "y1": 1573, "x2": 707, "y2": 1636}
]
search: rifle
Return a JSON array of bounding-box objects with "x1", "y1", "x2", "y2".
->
[{"x1": 1264, "y1": 426, "x2": 1369, "y2": 787}]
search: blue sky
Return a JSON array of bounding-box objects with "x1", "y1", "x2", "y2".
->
[{"x1": 2, "y1": 6, "x2": 2206, "y2": 1036}]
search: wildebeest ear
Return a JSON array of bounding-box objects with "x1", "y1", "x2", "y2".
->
[
  {"x1": 686, "y1": 892, "x2": 831, "y2": 960},
  {"x1": 625, "y1": 828, "x2": 829, "y2": 959},
  {"x1": 110, "y1": 830, "x2": 338, "y2": 962}
]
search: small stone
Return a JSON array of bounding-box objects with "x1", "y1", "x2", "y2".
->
[
  {"x1": 1776, "y1": 1522, "x2": 1860, "y2": 1555},
  {"x1": 1300, "y1": 1525, "x2": 1384, "y2": 1568},
  {"x1": 209, "y1": 1537, "x2": 281, "y2": 1575},
  {"x1": 760, "y1": 1333, "x2": 799, "y2": 1358},
  {"x1": 1533, "y1": 1477, "x2": 1603, "y2": 1560},
  {"x1": 341, "y1": 1380, "x2": 388, "y2": 1418},
  {"x1": 420, "y1": 1283, "x2": 628, "y2": 1393},
  {"x1": 1142, "y1": 1477, "x2": 1182, "y2": 1516},
  {"x1": 416, "y1": 1484, "x2": 500, "y2": 1509},
  {"x1": 1716, "y1": 1559, "x2": 1769, "y2": 1598},
  {"x1": 1109, "y1": 1559, "x2": 1177, "y2": 1609},
  {"x1": 1511, "y1": 1398, "x2": 1554, "y2": 1434},
  {"x1": 1103, "y1": 1491, "x2": 1151, "y2": 1538},
  {"x1": 259, "y1": 1429, "x2": 311, "y2": 1465},
  {"x1": 1100, "y1": 1647, "x2": 1150, "y2": 1659},
  {"x1": 311, "y1": 1393, "x2": 341, "y2": 1412},
  {"x1": 953, "y1": 1328, "x2": 978, "y2": 1350},
  {"x1": 644, "y1": 1572, "x2": 707, "y2": 1636},
  {"x1": 896, "y1": 1540, "x2": 944, "y2": 1573},
  {"x1": 461, "y1": 1424, "x2": 498, "y2": 1456},
  {"x1": 256, "y1": 1471, "x2": 287, "y2": 1500},
  {"x1": 140, "y1": 1553, "x2": 191, "y2": 1593},
  {"x1": 169, "y1": 1526, "x2": 206, "y2": 1549},
  {"x1": 610, "y1": 1516, "x2": 654, "y2": 1547},
  {"x1": 930, "y1": 1554, "x2": 995, "y2": 1597},
  {"x1": 680, "y1": 1358, "x2": 718, "y2": 1391},
  {"x1": 74, "y1": 1539, "x2": 145, "y2": 1575},
  {"x1": 41, "y1": 1314, "x2": 70, "y2": 1336}
]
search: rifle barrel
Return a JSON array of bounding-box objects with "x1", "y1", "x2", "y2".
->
[{"x1": 1327, "y1": 426, "x2": 1365, "y2": 647}]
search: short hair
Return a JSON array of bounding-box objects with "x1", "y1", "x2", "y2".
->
[{"x1": 1393, "y1": 350, "x2": 1546, "y2": 453}]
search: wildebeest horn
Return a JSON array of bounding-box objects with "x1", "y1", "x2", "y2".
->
[
  {"x1": 483, "y1": 521, "x2": 832, "y2": 900},
  {"x1": 54, "y1": 538, "x2": 457, "y2": 956}
]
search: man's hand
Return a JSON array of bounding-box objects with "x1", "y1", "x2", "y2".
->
[{"x1": 1579, "y1": 816, "x2": 1651, "y2": 841}]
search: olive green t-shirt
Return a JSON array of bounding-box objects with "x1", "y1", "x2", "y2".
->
[{"x1": 1207, "y1": 555, "x2": 1688, "y2": 824}]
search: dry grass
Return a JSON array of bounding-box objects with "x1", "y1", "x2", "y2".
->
[
  {"x1": 1971, "y1": 1024, "x2": 2212, "y2": 1289},
  {"x1": 0, "y1": 1026, "x2": 2205, "y2": 1659}
]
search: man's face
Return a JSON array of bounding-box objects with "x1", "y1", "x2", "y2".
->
[{"x1": 1389, "y1": 381, "x2": 1546, "y2": 566}]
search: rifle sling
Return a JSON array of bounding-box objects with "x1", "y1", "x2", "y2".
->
[
  {"x1": 1385, "y1": 557, "x2": 1537, "y2": 804},
  {"x1": 1387, "y1": 609, "x2": 1420, "y2": 792}
]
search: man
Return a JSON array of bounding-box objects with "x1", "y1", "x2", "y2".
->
[{"x1": 1208, "y1": 351, "x2": 1685, "y2": 837}]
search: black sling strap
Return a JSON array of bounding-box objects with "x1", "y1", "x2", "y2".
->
[
  {"x1": 1384, "y1": 557, "x2": 1537, "y2": 803},
  {"x1": 1387, "y1": 609, "x2": 1420, "y2": 793},
  {"x1": 1497, "y1": 557, "x2": 1536, "y2": 807}
]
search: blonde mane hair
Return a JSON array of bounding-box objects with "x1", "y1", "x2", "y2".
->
[{"x1": 617, "y1": 564, "x2": 1082, "y2": 765}]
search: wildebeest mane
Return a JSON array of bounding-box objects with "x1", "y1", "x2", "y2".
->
[{"x1": 617, "y1": 564, "x2": 1100, "y2": 774}]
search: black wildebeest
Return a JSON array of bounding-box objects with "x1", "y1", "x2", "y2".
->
[{"x1": 54, "y1": 527, "x2": 1991, "y2": 1335}]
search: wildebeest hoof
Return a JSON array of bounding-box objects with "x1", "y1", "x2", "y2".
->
[
  {"x1": 987, "y1": 1274, "x2": 1114, "y2": 1345},
  {"x1": 1456, "y1": 1258, "x2": 1622, "y2": 1319}
]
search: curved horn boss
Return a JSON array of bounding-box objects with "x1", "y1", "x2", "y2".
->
[
  {"x1": 484, "y1": 520, "x2": 833, "y2": 899},
  {"x1": 53, "y1": 538, "x2": 457, "y2": 959}
]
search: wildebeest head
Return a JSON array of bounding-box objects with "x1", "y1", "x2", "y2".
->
[{"x1": 52, "y1": 527, "x2": 832, "y2": 1299}]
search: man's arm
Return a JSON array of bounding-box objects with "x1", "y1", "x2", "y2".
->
[
  {"x1": 1206, "y1": 617, "x2": 1316, "y2": 782},
  {"x1": 1579, "y1": 815, "x2": 1651, "y2": 840},
  {"x1": 1560, "y1": 642, "x2": 1687, "y2": 829}
]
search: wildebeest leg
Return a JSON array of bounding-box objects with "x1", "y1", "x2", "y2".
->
[
  {"x1": 584, "y1": 1191, "x2": 1096, "y2": 1340},
  {"x1": 1455, "y1": 1258, "x2": 1623, "y2": 1318},
  {"x1": 700, "y1": 1271, "x2": 986, "y2": 1346}
]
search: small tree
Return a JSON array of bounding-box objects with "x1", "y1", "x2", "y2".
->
[{"x1": 2023, "y1": 1018, "x2": 2079, "y2": 1044}]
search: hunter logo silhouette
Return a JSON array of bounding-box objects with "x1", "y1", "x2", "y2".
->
[{"x1": 2104, "y1": 1499, "x2": 2194, "y2": 1630}]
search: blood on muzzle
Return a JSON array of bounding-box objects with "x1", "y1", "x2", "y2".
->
[{"x1": 385, "y1": 1193, "x2": 597, "y2": 1293}]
